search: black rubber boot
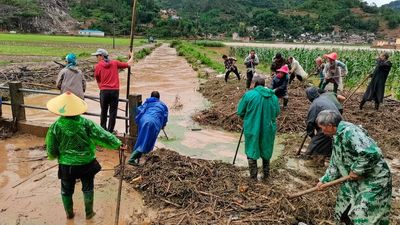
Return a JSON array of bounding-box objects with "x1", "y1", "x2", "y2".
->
[
  {"x1": 84, "y1": 191, "x2": 96, "y2": 220},
  {"x1": 248, "y1": 159, "x2": 258, "y2": 180},
  {"x1": 61, "y1": 194, "x2": 75, "y2": 219},
  {"x1": 283, "y1": 98, "x2": 288, "y2": 109},
  {"x1": 359, "y1": 100, "x2": 366, "y2": 110},
  {"x1": 375, "y1": 102, "x2": 380, "y2": 110},
  {"x1": 262, "y1": 159, "x2": 270, "y2": 181}
]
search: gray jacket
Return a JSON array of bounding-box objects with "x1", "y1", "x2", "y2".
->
[{"x1": 56, "y1": 67, "x2": 86, "y2": 99}]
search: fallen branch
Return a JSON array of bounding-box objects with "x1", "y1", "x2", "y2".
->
[{"x1": 12, "y1": 164, "x2": 57, "y2": 188}]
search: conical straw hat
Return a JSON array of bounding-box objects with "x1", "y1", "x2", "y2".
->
[{"x1": 47, "y1": 92, "x2": 88, "y2": 116}]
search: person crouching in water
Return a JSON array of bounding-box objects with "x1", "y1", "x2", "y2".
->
[
  {"x1": 271, "y1": 64, "x2": 290, "y2": 109},
  {"x1": 45, "y1": 92, "x2": 123, "y2": 220},
  {"x1": 128, "y1": 91, "x2": 169, "y2": 165}
]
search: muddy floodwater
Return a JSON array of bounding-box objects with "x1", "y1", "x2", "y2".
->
[{"x1": 0, "y1": 44, "x2": 285, "y2": 224}]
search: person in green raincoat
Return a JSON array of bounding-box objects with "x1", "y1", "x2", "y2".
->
[
  {"x1": 315, "y1": 110, "x2": 392, "y2": 225},
  {"x1": 45, "y1": 92, "x2": 123, "y2": 220},
  {"x1": 237, "y1": 78, "x2": 280, "y2": 181}
]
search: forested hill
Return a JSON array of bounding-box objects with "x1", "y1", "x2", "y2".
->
[{"x1": 2, "y1": 0, "x2": 400, "y2": 39}]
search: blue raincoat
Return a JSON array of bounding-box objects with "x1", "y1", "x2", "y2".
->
[{"x1": 134, "y1": 97, "x2": 168, "y2": 153}]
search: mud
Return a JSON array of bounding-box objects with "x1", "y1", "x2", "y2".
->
[
  {"x1": 193, "y1": 75, "x2": 400, "y2": 223},
  {"x1": 0, "y1": 134, "x2": 157, "y2": 225}
]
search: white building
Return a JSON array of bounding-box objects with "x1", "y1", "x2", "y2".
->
[{"x1": 78, "y1": 30, "x2": 105, "y2": 37}]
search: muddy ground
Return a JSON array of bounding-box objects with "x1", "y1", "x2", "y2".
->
[
  {"x1": 1, "y1": 43, "x2": 399, "y2": 224},
  {"x1": 192, "y1": 76, "x2": 400, "y2": 224}
]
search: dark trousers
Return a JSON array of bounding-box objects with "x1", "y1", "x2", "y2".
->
[
  {"x1": 246, "y1": 71, "x2": 254, "y2": 89},
  {"x1": 225, "y1": 66, "x2": 240, "y2": 82},
  {"x1": 289, "y1": 73, "x2": 303, "y2": 84},
  {"x1": 321, "y1": 79, "x2": 338, "y2": 94},
  {"x1": 100, "y1": 90, "x2": 119, "y2": 132},
  {"x1": 61, "y1": 175, "x2": 94, "y2": 196}
]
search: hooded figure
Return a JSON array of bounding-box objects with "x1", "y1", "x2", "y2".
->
[
  {"x1": 360, "y1": 52, "x2": 392, "y2": 110},
  {"x1": 128, "y1": 91, "x2": 168, "y2": 165},
  {"x1": 305, "y1": 87, "x2": 340, "y2": 162},
  {"x1": 237, "y1": 78, "x2": 280, "y2": 181},
  {"x1": 56, "y1": 53, "x2": 86, "y2": 99},
  {"x1": 45, "y1": 92, "x2": 122, "y2": 220}
]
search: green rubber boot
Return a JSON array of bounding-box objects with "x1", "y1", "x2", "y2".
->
[
  {"x1": 83, "y1": 191, "x2": 96, "y2": 220},
  {"x1": 61, "y1": 194, "x2": 75, "y2": 219}
]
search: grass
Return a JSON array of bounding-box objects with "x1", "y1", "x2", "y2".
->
[
  {"x1": 194, "y1": 40, "x2": 225, "y2": 47},
  {"x1": 0, "y1": 33, "x2": 146, "y2": 45},
  {"x1": 0, "y1": 33, "x2": 146, "y2": 57},
  {"x1": 171, "y1": 41, "x2": 225, "y2": 74}
]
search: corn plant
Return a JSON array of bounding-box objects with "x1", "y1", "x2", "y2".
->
[{"x1": 230, "y1": 46, "x2": 400, "y2": 98}]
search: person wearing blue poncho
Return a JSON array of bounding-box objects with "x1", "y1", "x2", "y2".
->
[{"x1": 128, "y1": 91, "x2": 168, "y2": 165}]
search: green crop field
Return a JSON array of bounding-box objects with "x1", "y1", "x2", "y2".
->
[
  {"x1": 0, "y1": 33, "x2": 146, "y2": 57},
  {"x1": 231, "y1": 47, "x2": 400, "y2": 97}
]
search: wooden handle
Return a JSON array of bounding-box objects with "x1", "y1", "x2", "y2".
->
[
  {"x1": 288, "y1": 175, "x2": 351, "y2": 199},
  {"x1": 296, "y1": 133, "x2": 308, "y2": 155}
]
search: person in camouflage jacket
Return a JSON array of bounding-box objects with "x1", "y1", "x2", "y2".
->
[{"x1": 315, "y1": 110, "x2": 392, "y2": 225}]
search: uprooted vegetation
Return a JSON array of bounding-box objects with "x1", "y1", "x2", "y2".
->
[{"x1": 117, "y1": 148, "x2": 339, "y2": 225}]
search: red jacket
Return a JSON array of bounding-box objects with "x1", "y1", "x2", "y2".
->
[{"x1": 94, "y1": 60, "x2": 129, "y2": 90}]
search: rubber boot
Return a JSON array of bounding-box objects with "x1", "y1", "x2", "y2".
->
[
  {"x1": 83, "y1": 191, "x2": 95, "y2": 220},
  {"x1": 128, "y1": 151, "x2": 142, "y2": 166},
  {"x1": 375, "y1": 102, "x2": 380, "y2": 110},
  {"x1": 61, "y1": 194, "x2": 75, "y2": 219},
  {"x1": 248, "y1": 159, "x2": 258, "y2": 180},
  {"x1": 283, "y1": 98, "x2": 288, "y2": 109},
  {"x1": 262, "y1": 159, "x2": 270, "y2": 181},
  {"x1": 359, "y1": 100, "x2": 366, "y2": 110}
]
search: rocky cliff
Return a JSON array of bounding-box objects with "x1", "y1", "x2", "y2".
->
[{"x1": 0, "y1": 0, "x2": 80, "y2": 34}]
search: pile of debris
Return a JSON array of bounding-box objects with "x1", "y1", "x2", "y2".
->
[
  {"x1": 0, "y1": 61, "x2": 94, "y2": 91},
  {"x1": 194, "y1": 77, "x2": 400, "y2": 159},
  {"x1": 117, "y1": 148, "x2": 337, "y2": 225}
]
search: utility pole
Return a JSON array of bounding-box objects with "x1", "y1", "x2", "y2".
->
[{"x1": 112, "y1": 18, "x2": 116, "y2": 49}]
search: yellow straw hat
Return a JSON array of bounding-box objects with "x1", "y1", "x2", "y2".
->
[{"x1": 47, "y1": 92, "x2": 88, "y2": 116}]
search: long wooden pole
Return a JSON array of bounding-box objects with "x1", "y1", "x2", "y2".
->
[
  {"x1": 343, "y1": 75, "x2": 370, "y2": 106},
  {"x1": 125, "y1": 0, "x2": 138, "y2": 133},
  {"x1": 288, "y1": 175, "x2": 351, "y2": 199},
  {"x1": 115, "y1": 142, "x2": 127, "y2": 225},
  {"x1": 296, "y1": 132, "x2": 308, "y2": 156},
  {"x1": 232, "y1": 128, "x2": 244, "y2": 165}
]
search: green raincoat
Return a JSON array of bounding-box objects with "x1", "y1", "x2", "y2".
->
[
  {"x1": 237, "y1": 86, "x2": 280, "y2": 160},
  {"x1": 46, "y1": 116, "x2": 122, "y2": 165},
  {"x1": 320, "y1": 121, "x2": 392, "y2": 225}
]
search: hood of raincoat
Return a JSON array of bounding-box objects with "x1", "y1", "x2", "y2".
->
[
  {"x1": 254, "y1": 86, "x2": 275, "y2": 98},
  {"x1": 306, "y1": 87, "x2": 320, "y2": 102}
]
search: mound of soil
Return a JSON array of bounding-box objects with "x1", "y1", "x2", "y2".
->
[
  {"x1": 194, "y1": 77, "x2": 400, "y2": 159},
  {"x1": 0, "y1": 61, "x2": 94, "y2": 96},
  {"x1": 117, "y1": 148, "x2": 337, "y2": 225}
]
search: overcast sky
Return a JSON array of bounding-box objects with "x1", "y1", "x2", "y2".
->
[{"x1": 365, "y1": 0, "x2": 395, "y2": 6}]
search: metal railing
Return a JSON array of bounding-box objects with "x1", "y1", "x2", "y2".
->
[
  {"x1": 0, "y1": 81, "x2": 142, "y2": 151},
  {"x1": 0, "y1": 85, "x2": 129, "y2": 121}
]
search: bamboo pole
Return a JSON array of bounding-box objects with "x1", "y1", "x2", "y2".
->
[{"x1": 125, "y1": 0, "x2": 138, "y2": 133}]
